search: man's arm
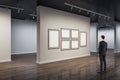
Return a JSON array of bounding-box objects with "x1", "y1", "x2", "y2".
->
[
  {"x1": 99, "y1": 42, "x2": 101, "y2": 53},
  {"x1": 106, "y1": 43, "x2": 107, "y2": 51}
]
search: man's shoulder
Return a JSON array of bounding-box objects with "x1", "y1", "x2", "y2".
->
[
  {"x1": 100, "y1": 41, "x2": 107, "y2": 44},
  {"x1": 104, "y1": 41, "x2": 107, "y2": 44},
  {"x1": 103, "y1": 41, "x2": 107, "y2": 46},
  {"x1": 100, "y1": 41, "x2": 104, "y2": 43}
]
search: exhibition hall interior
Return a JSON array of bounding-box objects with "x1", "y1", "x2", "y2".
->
[{"x1": 0, "y1": 0, "x2": 120, "y2": 80}]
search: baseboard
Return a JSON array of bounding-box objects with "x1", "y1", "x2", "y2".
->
[
  {"x1": 114, "y1": 51, "x2": 120, "y2": 54},
  {"x1": 0, "y1": 59, "x2": 11, "y2": 63},
  {"x1": 107, "y1": 49, "x2": 114, "y2": 50},
  {"x1": 11, "y1": 52, "x2": 36, "y2": 55},
  {"x1": 90, "y1": 52, "x2": 98, "y2": 54},
  {"x1": 37, "y1": 54, "x2": 90, "y2": 64}
]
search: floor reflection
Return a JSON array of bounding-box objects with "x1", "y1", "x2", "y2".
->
[
  {"x1": 37, "y1": 50, "x2": 116, "y2": 80},
  {"x1": 0, "y1": 50, "x2": 119, "y2": 80}
]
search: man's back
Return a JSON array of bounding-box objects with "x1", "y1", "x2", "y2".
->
[{"x1": 99, "y1": 41, "x2": 107, "y2": 55}]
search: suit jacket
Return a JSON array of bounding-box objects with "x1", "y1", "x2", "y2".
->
[{"x1": 99, "y1": 41, "x2": 107, "y2": 55}]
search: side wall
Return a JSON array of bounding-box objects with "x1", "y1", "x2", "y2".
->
[
  {"x1": 37, "y1": 6, "x2": 90, "y2": 64},
  {"x1": 98, "y1": 28, "x2": 114, "y2": 49},
  {"x1": 90, "y1": 23, "x2": 98, "y2": 52},
  {"x1": 90, "y1": 23, "x2": 115, "y2": 51},
  {"x1": 116, "y1": 22, "x2": 120, "y2": 52},
  {"x1": 11, "y1": 19, "x2": 37, "y2": 54},
  {"x1": 0, "y1": 8, "x2": 11, "y2": 62}
]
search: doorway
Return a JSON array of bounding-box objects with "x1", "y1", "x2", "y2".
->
[{"x1": 11, "y1": 19, "x2": 37, "y2": 63}]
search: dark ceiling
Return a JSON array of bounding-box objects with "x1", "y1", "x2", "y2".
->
[
  {"x1": 0, "y1": 0, "x2": 120, "y2": 23},
  {"x1": 38, "y1": 0, "x2": 120, "y2": 23},
  {"x1": 0, "y1": 0, "x2": 37, "y2": 20}
]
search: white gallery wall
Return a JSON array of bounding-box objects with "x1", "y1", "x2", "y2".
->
[
  {"x1": 37, "y1": 6, "x2": 90, "y2": 64},
  {"x1": 98, "y1": 28, "x2": 114, "y2": 49},
  {"x1": 0, "y1": 8, "x2": 11, "y2": 62},
  {"x1": 11, "y1": 19, "x2": 37, "y2": 54},
  {"x1": 116, "y1": 22, "x2": 120, "y2": 52},
  {"x1": 90, "y1": 23, "x2": 98, "y2": 52}
]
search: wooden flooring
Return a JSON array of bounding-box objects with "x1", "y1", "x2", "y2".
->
[{"x1": 0, "y1": 50, "x2": 120, "y2": 80}]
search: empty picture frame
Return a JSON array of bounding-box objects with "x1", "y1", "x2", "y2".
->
[
  {"x1": 61, "y1": 28, "x2": 70, "y2": 39},
  {"x1": 61, "y1": 40, "x2": 70, "y2": 50},
  {"x1": 71, "y1": 29, "x2": 79, "y2": 39},
  {"x1": 80, "y1": 32, "x2": 87, "y2": 47},
  {"x1": 71, "y1": 40, "x2": 79, "y2": 49},
  {"x1": 48, "y1": 29, "x2": 59, "y2": 49}
]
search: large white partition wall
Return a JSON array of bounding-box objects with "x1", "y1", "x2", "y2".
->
[
  {"x1": 37, "y1": 6, "x2": 90, "y2": 64},
  {"x1": 0, "y1": 8, "x2": 11, "y2": 62}
]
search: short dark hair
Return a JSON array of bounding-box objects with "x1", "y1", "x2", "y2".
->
[{"x1": 101, "y1": 35, "x2": 105, "y2": 39}]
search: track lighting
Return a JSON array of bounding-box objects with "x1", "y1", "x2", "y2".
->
[
  {"x1": 0, "y1": 4, "x2": 24, "y2": 11},
  {"x1": 64, "y1": 2, "x2": 111, "y2": 19}
]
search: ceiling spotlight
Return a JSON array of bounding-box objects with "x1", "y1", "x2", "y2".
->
[
  {"x1": 32, "y1": 16, "x2": 35, "y2": 19},
  {"x1": 104, "y1": 17, "x2": 106, "y2": 19},
  {"x1": 29, "y1": 14, "x2": 37, "y2": 19},
  {"x1": 99, "y1": 16, "x2": 101, "y2": 18},
  {"x1": 71, "y1": 7, "x2": 73, "y2": 11},
  {"x1": 78, "y1": 9, "x2": 81, "y2": 12},
  {"x1": 87, "y1": 12, "x2": 89, "y2": 15},
  {"x1": 92, "y1": 13, "x2": 95, "y2": 16},
  {"x1": 17, "y1": 9, "x2": 20, "y2": 13},
  {"x1": 107, "y1": 17, "x2": 110, "y2": 20}
]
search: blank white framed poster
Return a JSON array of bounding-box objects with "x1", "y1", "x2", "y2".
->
[
  {"x1": 71, "y1": 40, "x2": 79, "y2": 49},
  {"x1": 71, "y1": 29, "x2": 79, "y2": 39},
  {"x1": 61, "y1": 40, "x2": 70, "y2": 50},
  {"x1": 48, "y1": 29, "x2": 59, "y2": 49},
  {"x1": 61, "y1": 28, "x2": 70, "y2": 39},
  {"x1": 80, "y1": 32, "x2": 87, "y2": 47}
]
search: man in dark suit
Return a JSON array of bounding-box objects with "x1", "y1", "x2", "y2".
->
[{"x1": 98, "y1": 35, "x2": 107, "y2": 73}]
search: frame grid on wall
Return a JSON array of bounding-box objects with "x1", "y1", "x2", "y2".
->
[
  {"x1": 48, "y1": 29, "x2": 60, "y2": 49},
  {"x1": 61, "y1": 28, "x2": 71, "y2": 50},
  {"x1": 61, "y1": 28, "x2": 79, "y2": 50},
  {"x1": 71, "y1": 29, "x2": 79, "y2": 50},
  {"x1": 80, "y1": 31, "x2": 87, "y2": 47}
]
